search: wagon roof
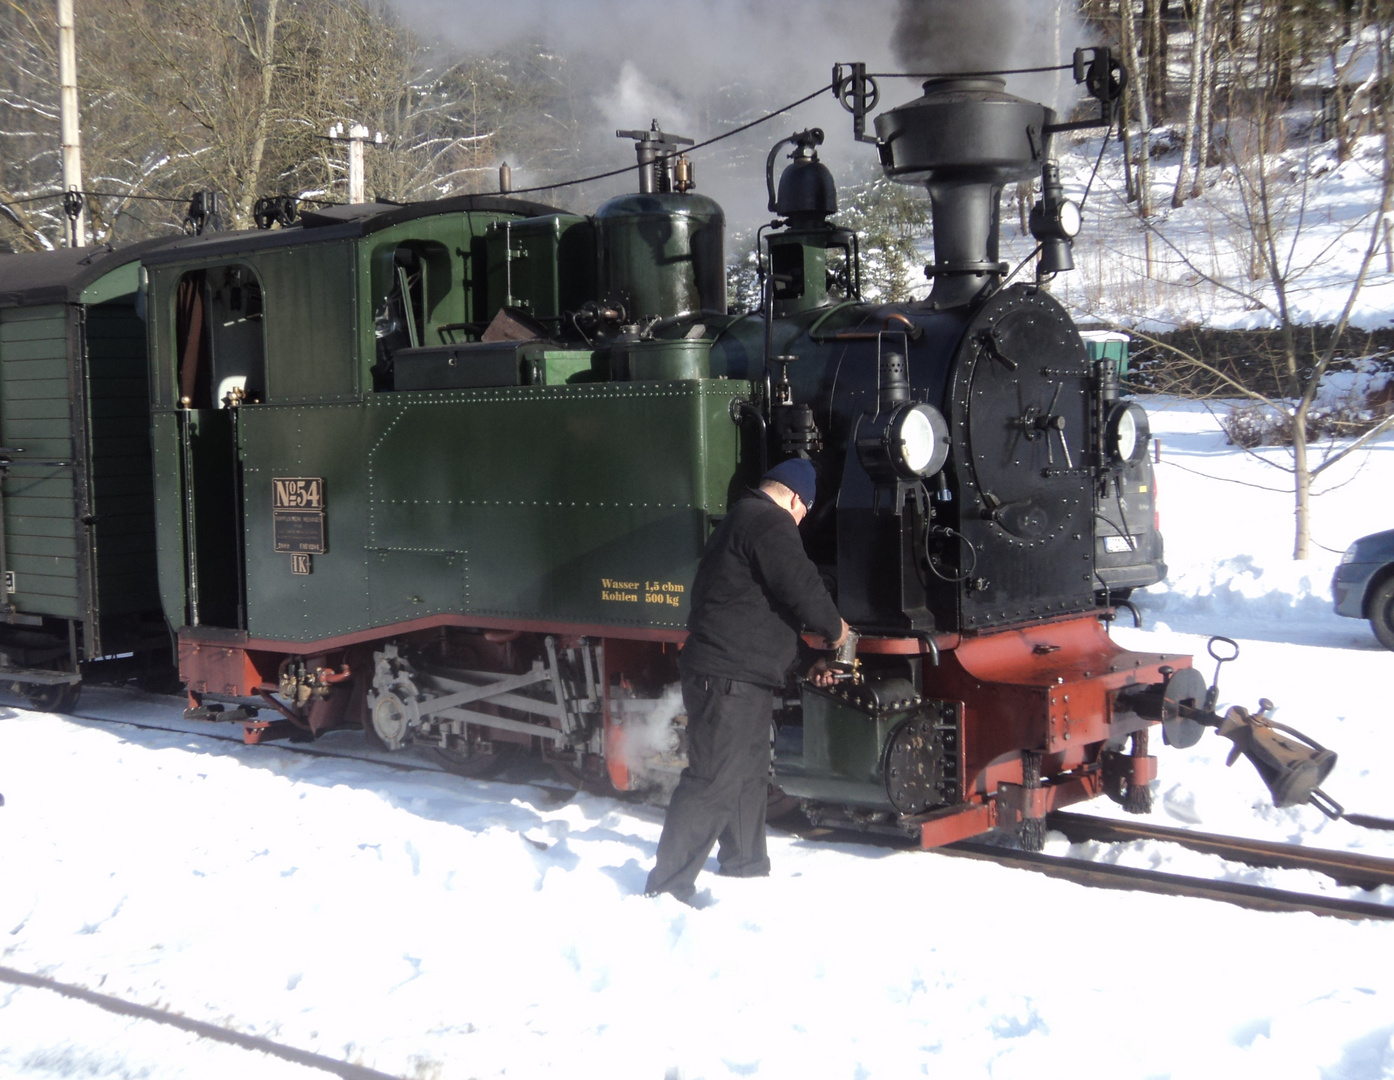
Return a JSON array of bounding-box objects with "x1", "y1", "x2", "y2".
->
[
  {"x1": 0, "y1": 237, "x2": 175, "y2": 308},
  {"x1": 139, "y1": 193, "x2": 568, "y2": 267}
]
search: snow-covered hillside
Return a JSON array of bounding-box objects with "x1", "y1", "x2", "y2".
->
[{"x1": 1042, "y1": 129, "x2": 1394, "y2": 333}]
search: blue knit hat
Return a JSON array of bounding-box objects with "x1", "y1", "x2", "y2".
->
[{"x1": 762, "y1": 458, "x2": 817, "y2": 511}]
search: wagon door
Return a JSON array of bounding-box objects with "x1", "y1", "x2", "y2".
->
[{"x1": 0, "y1": 303, "x2": 87, "y2": 638}]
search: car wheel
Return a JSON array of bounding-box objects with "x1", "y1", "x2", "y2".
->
[{"x1": 1368, "y1": 577, "x2": 1394, "y2": 651}]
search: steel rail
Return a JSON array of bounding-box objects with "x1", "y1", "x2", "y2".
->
[
  {"x1": 59, "y1": 708, "x2": 582, "y2": 800},
  {"x1": 937, "y1": 843, "x2": 1394, "y2": 921},
  {"x1": 1047, "y1": 810, "x2": 1394, "y2": 891},
  {"x1": 65, "y1": 710, "x2": 448, "y2": 774},
  {"x1": 0, "y1": 964, "x2": 403, "y2": 1079}
]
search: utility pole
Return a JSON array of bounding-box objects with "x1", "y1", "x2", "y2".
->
[
  {"x1": 57, "y1": 0, "x2": 85, "y2": 246},
  {"x1": 327, "y1": 122, "x2": 384, "y2": 204}
]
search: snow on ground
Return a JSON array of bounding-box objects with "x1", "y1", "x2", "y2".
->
[{"x1": 2, "y1": 403, "x2": 1394, "y2": 1079}]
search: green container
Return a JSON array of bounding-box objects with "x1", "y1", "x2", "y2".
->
[
  {"x1": 772, "y1": 687, "x2": 900, "y2": 809},
  {"x1": 617, "y1": 338, "x2": 711, "y2": 381},
  {"x1": 1080, "y1": 330, "x2": 1130, "y2": 375},
  {"x1": 595, "y1": 193, "x2": 726, "y2": 321},
  {"x1": 529, "y1": 348, "x2": 600, "y2": 385}
]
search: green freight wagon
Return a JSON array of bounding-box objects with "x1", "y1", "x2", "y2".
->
[{"x1": 0, "y1": 241, "x2": 172, "y2": 710}]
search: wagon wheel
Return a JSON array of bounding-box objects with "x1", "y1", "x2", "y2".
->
[{"x1": 22, "y1": 682, "x2": 81, "y2": 714}]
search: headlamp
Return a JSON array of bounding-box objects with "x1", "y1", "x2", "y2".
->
[{"x1": 1104, "y1": 401, "x2": 1150, "y2": 466}]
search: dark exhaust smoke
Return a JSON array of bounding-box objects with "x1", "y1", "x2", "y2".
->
[{"x1": 891, "y1": 0, "x2": 1082, "y2": 113}]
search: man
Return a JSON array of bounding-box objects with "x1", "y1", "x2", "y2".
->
[{"x1": 645, "y1": 458, "x2": 849, "y2": 903}]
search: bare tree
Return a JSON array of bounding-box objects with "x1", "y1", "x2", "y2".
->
[
  {"x1": 1144, "y1": 0, "x2": 1171, "y2": 119},
  {"x1": 1107, "y1": 11, "x2": 1394, "y2": 559},
  {"x1": 1171, "y1": 0, "x2": 1210, "y2": 207},
  {"x1": 0, "y1": 0, "x2": 67, "y2": 249},
  {"x1": 1192, "y1": 0, "x2": 1218, "y2": 199},
  {"x1": 0, "y1": 0, "x2": 548, "y2": 246},
  {"x1": 1119, "y1": 0, "x2": 1156, "y2": 217}
]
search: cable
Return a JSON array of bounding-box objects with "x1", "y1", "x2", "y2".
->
[
  {"x1": 507, "y1": 80, "x2": 836, "y2": 196},
  {"x1": 5, "y1": 64, "x2": 1081, "y2": 218},
  {"x1": 1075, "y1": 117, "x2": 1113, "y2": 216},
  {"x1": 866, "y1": 64, "x2": 1073, "y2": 79},
  {"x1": 924, "y1": 522, "x2": 979, "y2": 584},
  {"x1": 0, "y1": 192, "x2": 58, "y2": 207}
]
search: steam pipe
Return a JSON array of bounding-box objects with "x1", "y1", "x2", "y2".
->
[{"x1": 733, "y1": 399, "x2": 769, "y2": 476}]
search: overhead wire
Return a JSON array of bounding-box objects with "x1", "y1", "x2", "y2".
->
[
  {"x1": 504, "y1": 80, "x2": 838, "y2": 196},
  {"x1": 5, "y1": 61, "x2": 1087, "y2": 219},
  {"x1": 4, "y1": 60, "x2": 1106, "y2": 249},
  {"x1": 867, "y1": 63, "x2": 1074, "y2": 79}
]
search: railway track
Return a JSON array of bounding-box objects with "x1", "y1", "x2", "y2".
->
[
  {"x1": 25, "y1": 694, "x2": 1394, "y2": 921},
  {"x1": 0, "y1": 964, "x2": 401, "y2": 1079},
  {"x1": 933, "y1": 811, "x2": 1394, "y2": 922},
  {"x1": 56, "y1": 698, "x2": 586, "y2": 801},
  {"x1": 1047, "y1": 810, "x2": 1394, "y2": 891}
]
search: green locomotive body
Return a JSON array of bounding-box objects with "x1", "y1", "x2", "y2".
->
[
  {"x1": 138, "y1": 190, "x2": 757, "y2": 789},
  {"x1": 144, "y1": 195, "x2": 745, "y2": 652}
]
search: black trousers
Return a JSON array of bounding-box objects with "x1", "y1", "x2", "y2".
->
[{"x1": 645, "y1": 673, "x2": 774, "y2": 900}]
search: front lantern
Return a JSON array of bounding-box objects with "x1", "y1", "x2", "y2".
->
[
  {"x1": 1105, "y1": 401, "x2": 1150, "y2": 466},
  {"x1": 888, "y1": 403, "x2": 951, "y2": 479}
]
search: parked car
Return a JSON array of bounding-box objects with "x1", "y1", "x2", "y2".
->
[
  {"x1": 1080, "y1": 331, "x2": 1166, "y2": 602},
  {"x1": 1332, "y1": 529, "x2": 1394, "y2": 649}
]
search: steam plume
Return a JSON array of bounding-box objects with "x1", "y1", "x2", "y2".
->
[
  {"x1": 892, "y1": 0, "x2": 1083, "y2": 113},
  {"x1": 387, "y1": 0, "x2": 1083, "y2": 231}
]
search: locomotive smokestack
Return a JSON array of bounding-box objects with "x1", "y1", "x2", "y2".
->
[{"x1": 874, "y1": 77, "x2": 1050, "y2": 308}]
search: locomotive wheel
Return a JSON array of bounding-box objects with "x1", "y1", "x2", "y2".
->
[
  {"x1": 436, "y1": 740, "x2": 518, "y2": 779},
  {"x1": 1369, "y1": 578, "x2": 1394, "y2": 651},
  {"x1": 765, "y1": 784, "x2": 803, "y2": 823},
  {"x1": 551, "y1": 759, "x2": 621, "y2": 797},
  {"x1": 22, "y1": 682, "x2": 81, "y2": 714}
]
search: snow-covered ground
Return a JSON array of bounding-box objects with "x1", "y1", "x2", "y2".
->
[{"x1": 2, "y1": 399, "x2": 1394, "y2": 1079}]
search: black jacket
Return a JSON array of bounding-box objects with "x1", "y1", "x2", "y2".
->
[{"x1": 680, "y1": 491, "x2": 843, "y2": 687}]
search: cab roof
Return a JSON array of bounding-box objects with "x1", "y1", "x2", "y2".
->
[{"x1": 140, "y1": 193, "x2": 567, "y2": 267}]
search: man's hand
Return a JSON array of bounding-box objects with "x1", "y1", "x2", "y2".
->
[
  {"x1": 806, "y1": 657, "x2": 840, "y2": 688},
  {"x1": 829, "y1": 619, "x2": 851, "y2": 649}
]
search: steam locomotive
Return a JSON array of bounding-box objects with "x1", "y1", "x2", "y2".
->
[{"x1": 0, "y1": 53, "x2": 1330, "y2": 847}]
